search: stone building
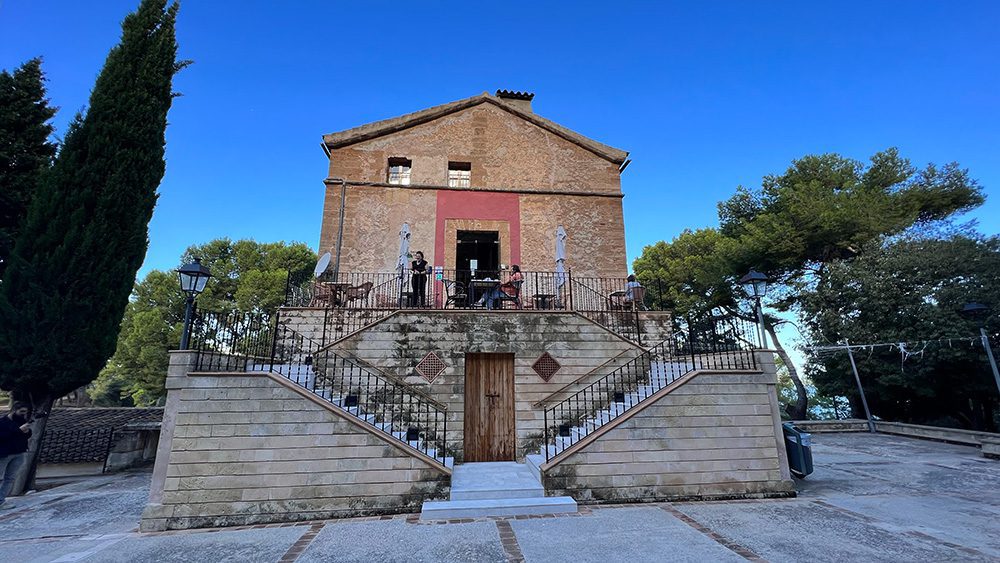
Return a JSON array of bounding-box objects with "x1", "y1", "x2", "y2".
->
[
  {"x1": 141, "y1": 92, "x2": 793, "y2": 532},
  {"x1": 318, "y1": 90, "x2": 631, "y2": 276}
]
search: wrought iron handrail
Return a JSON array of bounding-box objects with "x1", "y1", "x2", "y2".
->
[
  {"x1": 570, "y1": 277, "x2": 643, "y2": 344},
  {"x1": 192, "y1": 309, "x2": 274, "y2": 372},
  {"x1": 284, "y1": 269, "x2": 575, "y2": 311},
  {"x1": 266, "y1": 321, "x2": 450, "y2": 466},
  {"x1": 188, "y1": 308, "x2": 450, "y2": 466},
  {"x1": 541, "y1": 315, "x2": 759, "y2": 462},
  {"x1": 269, "y1": 318, "x2": 447, "y2": 410}
]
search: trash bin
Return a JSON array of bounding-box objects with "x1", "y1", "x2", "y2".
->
[{"x1": 782, "y1": 422, "x2": 814, "y2": 478}]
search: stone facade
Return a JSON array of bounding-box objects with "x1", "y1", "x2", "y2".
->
[
  {"x1": 141, "y1": 353, "x2": 448, "y2": 531},
  {"x1": 319, "y1": 93, "x2": 630, "y2": 276},
  {"x1": 542, "y1": 356, "x2": 794, "y2": 502},
  {"x1": 332, "y1": 311, "x2": 648, "y2": 461}
]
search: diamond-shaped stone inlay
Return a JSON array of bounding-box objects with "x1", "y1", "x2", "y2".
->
[
  {"x1": 416, "y1": 352, "x2": 446, "y2": 383},
  {"x1": 532, "y1": 352, "x2": 561, "y2": 382}
]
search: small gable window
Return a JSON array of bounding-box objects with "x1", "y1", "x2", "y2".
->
[
  {"x1": 448, "y1": 161, "x2": 471, "y2": 188},
  {"x1": 387, "y1": 157, "x2": 411, "y2": 185}
]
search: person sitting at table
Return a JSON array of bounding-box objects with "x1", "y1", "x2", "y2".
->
[
  {"x1": 623, "y1": 274, "x2": 643, "y2": 307},
  {"x1": 410, "y1": 251, "x2": 429, "y2": 307},
  {"x1": 478, "y1": 265, "x2": 523, "y2": 309}
]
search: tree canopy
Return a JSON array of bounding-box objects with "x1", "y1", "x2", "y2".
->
[
  {"x1": 801, "y1": 234, "x2": 1000, "y2": 431},
  {"x1": 0, "y1": 58, "x2": 57, "y2": 279},
  {"x1": 634, "y1": 149, "x2": 984, "y2": 419},
  {"x1": 91, "y1": 238, "x2": 316, "y2": 405},
  {"x1": 0, "y1": 0, "x2": 181, "y2": 407}
]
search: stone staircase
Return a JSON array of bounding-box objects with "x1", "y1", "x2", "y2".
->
[
  {"x1": 420, "y1": 462, "x2": 576, "y2": 519},
  {"x1": 249, "y1": 359, "x2": 454, "y2": 469},
  {"x1": 527, "y1": 358, "x2": 697, "y2": 468}
]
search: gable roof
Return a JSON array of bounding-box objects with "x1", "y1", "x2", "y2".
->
[{"x1": 322, "y1": 92, "x2": 629, "y2": 165}]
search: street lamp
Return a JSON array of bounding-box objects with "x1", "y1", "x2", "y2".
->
[
  {"x1": 739, "y1": 269, "x2": 769, "y2": 349},
  {"x1": 960, "y1": 302, "x2": 1000, "y2": 396},
  {"x1": 177, "y1": 257, "x2": 212, "y2": 350}
]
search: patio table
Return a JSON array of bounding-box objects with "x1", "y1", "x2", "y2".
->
[{"x1": 468, "y1": 280, "x2": 500, "y2": 307}]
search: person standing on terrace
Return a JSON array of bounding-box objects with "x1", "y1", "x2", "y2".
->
[{"x1": 410, "y1": 251, "x2": 429, "y2": 307}]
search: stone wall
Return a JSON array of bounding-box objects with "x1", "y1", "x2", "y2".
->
[
  {"x1": 319, "y1": 101, "x2": 629, "y2": 276},
  {"x1": 333, "y1": 311, "x2": 644, "y2": 461},
  {"x1": 141, "y1": 353, "x2": 449, "y2": 531},
  {"x1": 327, "y1": 103, "x2": 622, "y2": 193},
  {"x1": 543, "y1": 361, "x2": 794, "y2": 503},
  {"x1": 105, "y1": 425, "x2": 160, "y2": 472}
]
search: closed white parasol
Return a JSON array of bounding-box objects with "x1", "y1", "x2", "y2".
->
[
  {"x1": 555, "y1": 225, "x2": 568, "y2": 289},
  {"x1": 397, "y1": 222, "x2": 412, "y2": 275}
]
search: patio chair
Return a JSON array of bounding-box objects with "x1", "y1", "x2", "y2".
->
[
  {"x1": 343, "y1": 281, "x2": 373, "y2": 306},
  {"x1": 309, "y1": 281, "x2": 334, "y2": 307},
  {"x1": 496, "y1": 280, "x2": 523, "y2": 309},
  {"x1": 623, "y1": 286, "x2": 646, "y2": 311},
  {"x1": 442, "y1": 279, "x2": 467, "y2": 308}
]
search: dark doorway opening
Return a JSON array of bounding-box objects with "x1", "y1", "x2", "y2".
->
[{"x1": 456, "y1": 230, "x2": 500, "y2": 281}]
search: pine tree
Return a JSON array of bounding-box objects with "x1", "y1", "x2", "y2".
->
[
  {"x1": 0, "y1": 0, "x2": 182, "y2": 492},
  {"x1": 0, "y1": 58, "x2": 57, "y2": 279}
]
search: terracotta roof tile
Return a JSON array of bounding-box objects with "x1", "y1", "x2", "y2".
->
[{"x1": 39, "y1": 408, "x2": 163, "y2": 464}]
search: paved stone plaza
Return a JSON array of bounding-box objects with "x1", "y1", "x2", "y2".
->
[{"x1": 0, "y1": 432, "x2": 997, "y2": 562}]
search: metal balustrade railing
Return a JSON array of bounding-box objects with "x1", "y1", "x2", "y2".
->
[
  {"x1": 265, "y1": 320, "x2": 450, "y2": 467},
  {"x1": 571, "y1": 276, "x2": 643, "y2": 344},
  {"x1": 192, "y1": 309, "x2": 274, "y2": 372},
  {"x1": 541, "y1": 315, "x2": 759, "y2": 462},
  {"x1": 190, "y1": 309, "x2": 451, "y2": 468},
  {"x1": 285, "y1": 269, "x2": 573, "y2": 311}
]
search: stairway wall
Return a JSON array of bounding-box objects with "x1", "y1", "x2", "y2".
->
[
  {"x1": 142, "y1": 354, "x2": 448, "y2": 531},
  {"x1": 333, "y1": 311, "x2": 642, "y2": 461},
  {"x1": 543, "y1": 357, "x2": 794, "y2": 502},
  {"x1": 278, "y1": 307, "x2": 394, "y2": 347},
  {"x1": 637, "y1": 311, "x2": 672, "y2": 345}
]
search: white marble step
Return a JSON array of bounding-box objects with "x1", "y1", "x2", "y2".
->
[
  {"x1": 524, "y1": 454, "x2": 545, "y2": 482},
  {"x1": 420, "y1": 496, "x2": 577, "y2": 520},
  {"x1": 450, "y1": 462, "x2": 544, "y2": 501}
]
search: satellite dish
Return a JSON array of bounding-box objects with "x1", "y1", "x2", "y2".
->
[{"x1": 314, "y1": 252, "x2": 332, "y2": 277}]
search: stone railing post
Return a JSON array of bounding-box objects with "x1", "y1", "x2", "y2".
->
[
  {"x1": 141, "y1": 350, "x2": 197, "y2": 532},
  {"x1": 755, "y1": 349, "x2": 792, "y2": 481}
]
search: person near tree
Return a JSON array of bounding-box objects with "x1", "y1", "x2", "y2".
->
[
  {"x1": 0, "y1": 401, "x2": 32, "y2": 509},
  {"x1": 624, "y1": 274, "x2": 643, "y2": 307},
  {"x1": 410, "y1": 251, "x2": 429, "y2": 307}
]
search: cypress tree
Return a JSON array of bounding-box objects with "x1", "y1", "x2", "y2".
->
[
  {"x1": 0, "y1": 58, "x2": 57, "y2": 279},
  {"x1": 0, "y1": 0, "x2": 182, "y2": 492}
]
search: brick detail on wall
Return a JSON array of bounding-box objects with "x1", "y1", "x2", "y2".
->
[
  {"x1": 532, "y1": 352, "x2": 561, "y2": 382},
  {"x1": 415, "y1": 352, "x2": 447, "y2": 383}
]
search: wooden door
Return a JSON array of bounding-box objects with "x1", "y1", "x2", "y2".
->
[{"x1": 464, "y1": 353, "x2": 516, "y2": 462}]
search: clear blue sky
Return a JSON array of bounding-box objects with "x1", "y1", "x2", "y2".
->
[{"x1": 2, "y1": 1, "x2": 998, "y2": 279}]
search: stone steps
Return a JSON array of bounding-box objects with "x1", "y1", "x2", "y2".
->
[
  {"x1": 420, "y1": 462, "x2": 576, "y2": 520},
  {"x1": 420, "y1": 496, "x2": 578, "y2": 519},
  {"x1": 450, "y1": 462, "x2": 544, "y2": 500},
  {"x1": 533, "y1": 360, "x2": 696, "y2": 462},
  {"x1": 259, "y1": 362, "x2": 453, "y2": 469}
]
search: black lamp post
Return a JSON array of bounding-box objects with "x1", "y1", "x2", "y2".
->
[
  {"x1": 177, "y1": 257, "x2": 212, "y2": 350},
  {"x1": 960, "y1": 302, "x2": 1000, "y2": 396},
  {"x1": 739, "y1": 269, "x2": 769, "y2": 349}
]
